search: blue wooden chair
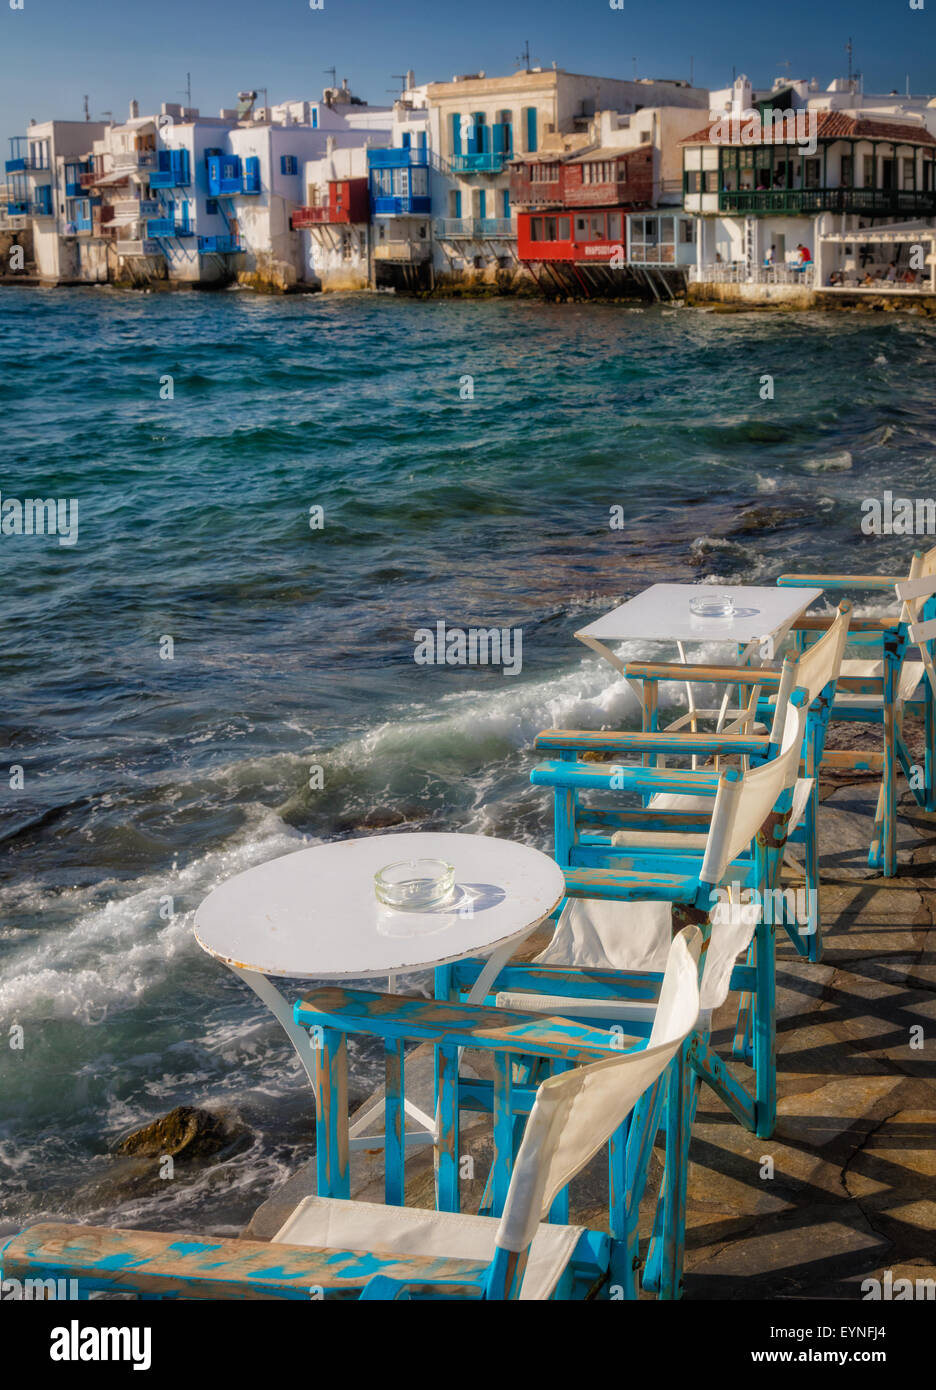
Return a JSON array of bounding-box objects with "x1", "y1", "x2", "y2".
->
[
  {"x1": 445, "y1": 691, "x2": 808, "y2": 1297},
  {"x1": 614, "y1": 602, "x2": 851, "y2": 962},
  {"x1": 778, "y1": 548, "x2": 936, "y2": 876},
  {"x1": 0, "y1": 929, "x2": 702, "y2": 1301}
]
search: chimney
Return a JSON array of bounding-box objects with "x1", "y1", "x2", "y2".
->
[
  {"x1": 406, "y1": 69, "x2": 415, "y2": 91},
  {"x1": 129, "y1": 98, "x2": 139, "y2": 119}
]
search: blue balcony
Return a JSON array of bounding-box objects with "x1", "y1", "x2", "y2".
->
[
  {"x1": 369, "y1": 146, "x2": 431, "y2": 216},
  {"x1": 5, "y1": 137, "x2": 46, "y2": 173},
  {"x1": 198, "y1": 234, "x2": 242, "y2": 253},
  {"x1": 65, "y1": 162, "x2": 91, "y2": 197},
  {"x1": 6, "y1": 200, "x2": 28, "y2": 216},
  {"x1": 149, "y1": 148, "x2": 191, "y2": 189},
  {"x1": 30, "y1": 187, "x2": 54, "y2": 217},
  {"x1": 147, "y1": 217, "x2": 194, "y2": 237},
  {"x1": 450, "y1": 152, "x2": 507, "y2": 174}
]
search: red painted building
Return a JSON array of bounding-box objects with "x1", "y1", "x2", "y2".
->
[
  {"x1": 511, "y1": 146, "x2": 653, "y2": 263},
  {"x1": 292, "y1": 177, "x2": 369, "y2": 229}
]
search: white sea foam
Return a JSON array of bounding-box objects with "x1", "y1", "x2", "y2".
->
[
  {"x1": 0, "y1": 809, "x2": 310, "y2": 1023},
  {"x1": 803, "y1": 450, "x2": 853, "y2": 473}
]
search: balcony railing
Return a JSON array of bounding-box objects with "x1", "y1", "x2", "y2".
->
[
  {"x1": 717, "y1": 187, "x2": 936, "y2": 216},
  {"x1": 116, "y1": 239, "x2": 163, "y2": 257},
  {"x1": 689, "y1": 262, "x2": 816, "y2": 287},
  {"x1": 371, "y1": 194, "x2": 432, "y2": 217},
  {"x1": 197, "y1": 234, "x2": 242, "y2": 254},
  {"x1": 450, "y1": 152, "x2": 507, "y2": 175},
  {"x1": 292, "y1": 205, "x2": 352, "y2": 228},
  {"x1": 374, "y1": 240, "x2": 432, "y2": 262},
  {"x1": 146, "y1": 217, "x2": 194, "y2": 237},
  {"x1": 435, "y1": 218, "x2": 514, "y2": 239},
  {"x1": 111, "y1": 198, "x2": 161, "y2": 221},
  {"x1": 4, "y1": 156, "x2": 47, "y2": 173},
  {"x1": 368, "y1": 146, "x2": 430, "y2": 170},
  {"x1": 112, "y1": 150, "x2": 157, "y2": 170},
  {"x1": 6, "y1": 200, "x2": 28, "y2": 217}
]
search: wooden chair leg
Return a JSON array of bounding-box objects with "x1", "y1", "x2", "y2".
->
[
  {"x1": 313, "y1": 1026, "x2": 350, "y2": 1200},
  {"x1": 752, "y1": 919, "x2": 777, "y2": 1139}
]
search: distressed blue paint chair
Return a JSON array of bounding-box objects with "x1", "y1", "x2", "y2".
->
[
  {"x1": 616, "y1": 602, "x2": 851, "y2": 963},
  {"x1": 446, "y1": 692, "x2": 808, "y2": 1297},
  {"x1": 0, "y1": 929, "x2": 702, "y2": 1302},
  {"x1": 778, "y1": 547, "x2": 936, "y2": 876}
]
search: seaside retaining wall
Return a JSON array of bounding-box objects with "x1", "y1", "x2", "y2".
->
[{"x1": 686, "y1": 280, "x2": 817, "y2": 308}]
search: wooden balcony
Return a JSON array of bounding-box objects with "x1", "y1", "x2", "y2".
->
[
  {"x1": 292, "y1": 205, "x2": 352, "y2": 228},
  {"x1": 717, "y1": 187, "x2": 936, "y2": 216},
  {"x1": 374, "y1": 240, "x2": 431, "y2": 263}
]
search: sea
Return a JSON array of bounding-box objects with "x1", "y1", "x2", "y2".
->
[{"x1": 1, "y1": 284, "x2": 934, "y2": 1235}]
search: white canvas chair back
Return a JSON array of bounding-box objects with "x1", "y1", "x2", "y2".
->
[
  {"x1": 895, "y1": 566, "x2": 936, "y2": 704},
  {"x1": 495, "y1": 926, "x2": 702, "y2": 1260},
  {"x1": 699, "y1": 691, "x2": 809, "y2": 886},
  {"x1": 794, "y1": 602, "x2": 850, "y2": 705}
]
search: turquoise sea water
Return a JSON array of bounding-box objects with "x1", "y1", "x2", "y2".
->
[{"x1": 1, "y1": 285, "x2": 935, "y2": 1232}]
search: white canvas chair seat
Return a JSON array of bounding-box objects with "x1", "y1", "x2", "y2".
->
[
  {"x1": 495, "y1": 896, "x2": 760, "y2": 1021},
  {"x1": 274, "y1": 1196, "x2": 583, "y2": 1302}
]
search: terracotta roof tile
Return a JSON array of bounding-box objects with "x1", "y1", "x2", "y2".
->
[{"x1": 680, "y1": 111, "x2": 936, "y2": 147}]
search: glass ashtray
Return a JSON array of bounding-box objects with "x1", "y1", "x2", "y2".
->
[
  {"x1": 689, "y1": 593, "x2": 736, "y2": 619},
  {"x1": 374, "y1": 858, "x2": 455, "y2": 912}
]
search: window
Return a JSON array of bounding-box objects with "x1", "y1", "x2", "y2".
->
[
  {"x1": 590, "y1": 214, "x2": 605, "y2": 240},
  {"x1": 530, "y1": 217, "x2": 542, "y2": 241},
  {"x1": 557, "y1": 216, "x2": 570, "y2": 240},
  {"x1": 502, "y1": 189, "x2": 510, "y2": 218},
  {"x1": 804, "y1": 159, "x2": 820, "y2": 189},
  {"x1": 574, "y1": 214, "x2": 587, "y2": 239},
  {"x1": 583, "y1": 160, "x2": 615, "y2": 184},
  {"x1": 531, "y1": 162, "x2": 559, "y2": 182},
  {"x1": 206, "y1": 198, "x2": 219, "y2": 215},
  {"x1": 902, "y1": 157, "x2": 915, "y2": 189},
  {"x1": 544, "y1": 216, "x2": 557, "y2": 240},
  {"x1": 449, "y1": 189, "x2": 461, "y2": 217},
  {"x1": 478, "y1": 189, "x2": 487, "y2": 219},
  {"x1": 704, "y1": 170, "x2": 718, "y2": 193},
  {"x1": 685, "y1": 170, "x2": 701, "y2": 194},
  {"x1": 840, "y1": 154, "x2": 853, "y2": 188},
  {"x1": 451, "y1": 113, "x2": 462, "y2": 157},
  {"x1": 280, "y1": 155, "x2": 298, "y2": 175},
  {"x1": 311, "y1": 109, "x2": 318, "y2": 129},
  {"x1": 680, "y1": 219, "x2": 693, "y2": 244},
  {"x1": 862, "y1": 154, "x2": 875, "y2": 188},
  {"x1": 410, "y1": 167, "x2": 428, "y2": 197},
  {"x1": 607, "y1": 212, "x2": 622, "y2": 240}
]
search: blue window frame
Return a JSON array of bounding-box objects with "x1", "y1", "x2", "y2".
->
[
  {"x1": 525, "y1": 106, "x2": 538, "y2": 153},
  {"x1": 451, "y1": 113, "x2": 462, "y2": 157},
  {"x1": 502, "y1": 188, "x2": 510, "y2": 218},
  {"x1": 280, "y1": 155, "x2": 298, "y2": 175},
  {"x1": 478, "y1": 189, "x2": 486, "y2": 220},
  {"x1": 454, "y1": 190, "x2": 462, "y2": 218}
]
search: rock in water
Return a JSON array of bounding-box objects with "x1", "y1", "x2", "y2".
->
[{"x1": 115, "y1": 1106, "x2": 232, "y2": 1160}]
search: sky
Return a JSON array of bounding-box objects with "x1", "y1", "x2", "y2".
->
[{"x1": 1, "y1": 0, "x2": 934, "y2": 153}]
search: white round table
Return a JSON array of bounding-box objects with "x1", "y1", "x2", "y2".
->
[{"x1": 195, "y1": 832, "x2": 565, "y2": 1146}]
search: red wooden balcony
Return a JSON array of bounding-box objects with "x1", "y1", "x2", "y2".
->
[
  {"x1": 510, "y1": 147, "x2": 654, "y2": 212},
  {"x1": 292, "y1": 177, "x2": 369, "y2": 230},
  {"x1": 509, "y1": 159, "x2": 563, "y2": 209}
]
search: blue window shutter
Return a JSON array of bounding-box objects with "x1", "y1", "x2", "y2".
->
[
  {"x1": 451, "y1": 113, "x2": 461, "y2": 156},
  {"x1": 479, "y1": 188, "x2": 486, "y2": 219},
  {"x1": 526, "y1": 107, "x2": 537, "y2": 153},
  {"x1": 502, "y1": 188, "x2": 510, "y2": 218},
  {"x1": 454, "y1": 189, "x2": 461, "y2": 217},
  {"x1": 312, "y1": 109, "x2": 317, "y2": 128},
  {"x1": 402, "y1": 131, "x2": 411, "y2": 149}
]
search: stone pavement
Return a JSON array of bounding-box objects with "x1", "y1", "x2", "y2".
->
[{"x1": 247, "y1": 772, "x2": 936, "y2": 1300}]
